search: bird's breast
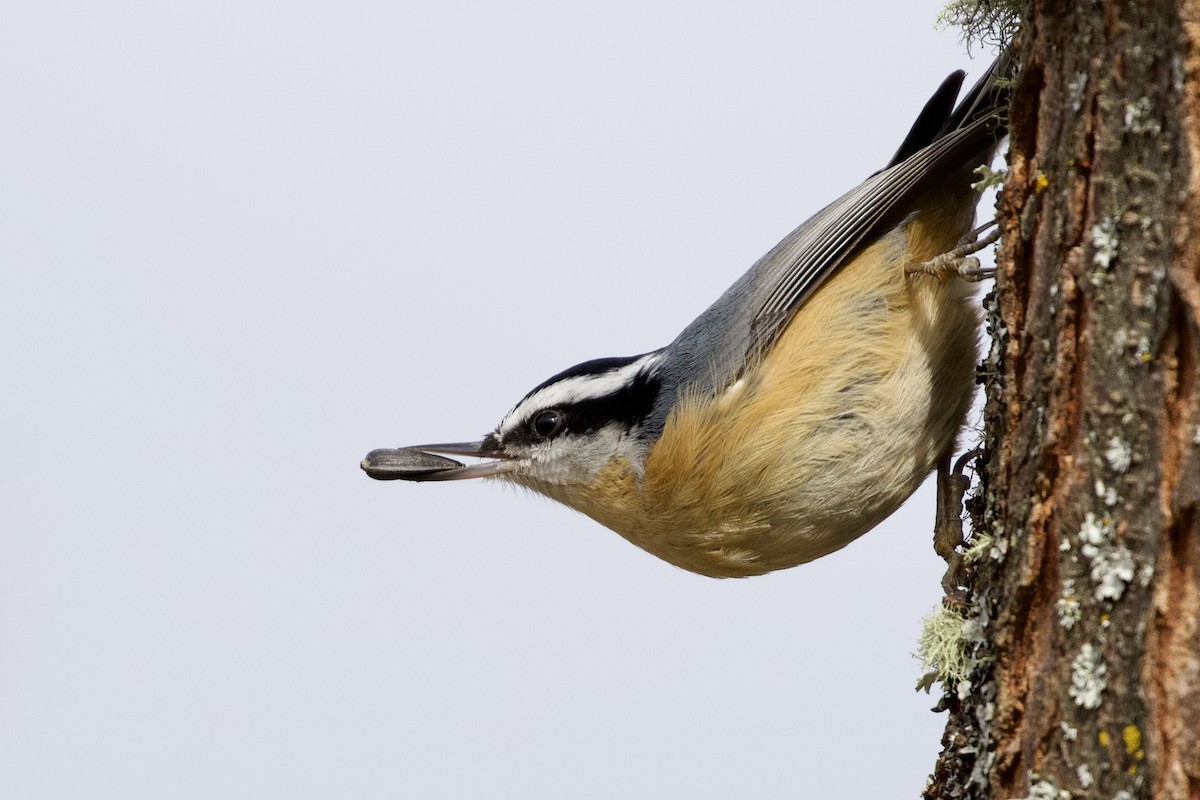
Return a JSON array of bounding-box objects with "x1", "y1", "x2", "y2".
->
[{"x1": 565, "y1": 224, "x2": 981, "y2": 578}]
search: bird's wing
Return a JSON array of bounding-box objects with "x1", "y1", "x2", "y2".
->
[
  {"x1": 744, "y1": 109, "x2": 1002, "y2": 354},
  {"x1": 657, "y1": 54, "x2": 1010, "y2": 410}
]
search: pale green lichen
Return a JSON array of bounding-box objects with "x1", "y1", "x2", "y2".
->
[
  {"x1": 972, "y1": 163, "x2": 1008, "y2": 192},
  {"x1": 916, "y1": 605, "x2": 974, "y2": 691},
  {"x1": 936, "y1": 0, "x2": 1021, "y2": 52},
  {"x1": 963, "y1": 531, "x2": 994, "y2": 563}
]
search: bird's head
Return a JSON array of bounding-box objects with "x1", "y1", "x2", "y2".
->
[{"x1": 364, "y1": 352, "x2": 664, "y2": 506}]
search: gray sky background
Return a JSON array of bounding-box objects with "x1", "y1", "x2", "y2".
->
[{"x1": 2, "y1": 3, "x2": 999, "y2": 797}]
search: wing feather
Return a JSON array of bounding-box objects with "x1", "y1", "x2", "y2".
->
[{"x1": 648, "y1": 52, "x2": 1013, "y2": 436}]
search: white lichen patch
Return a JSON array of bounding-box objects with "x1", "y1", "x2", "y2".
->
[
  {"x1": 1027, "y1": 777, "x2": 1072, "y2": 800},
  {"x1": 1091, "y1": 218, "x2": 1119, "y2": 270},
  {"x1": 1094, "y1": 478, "x2": 1119, "y2": 507},
  {"x1": 1135, "y1": 335, "x2": 1153, "y2": 363},
  {"x1": 1124, "y1": 96, "x2": 1161, "y2": 135},
  {"x1": 1104, "y1": 436, "x2": 1132, "y2": 473},
  {"x1": 1080, "y1": 512, "x2": 1112, "y2": 547},
  {"x1": 1076, "y1": 764, "x2": 1094, "y2": 789},
  {"x1": 1091, "y1": 545, "x2": 1135, "y2": 601},
  {"x1": 1057, "y1": 579, "x2": 1082, "y2": 629},
  {"x1": 1079, "y1": 512, "x2": 1136, "y2": 602},
  {"x1": 1069, "y1": 643, "x2": 1107, "y2": 710},
  {"x1": 1060, "y1": 721, "x2": 1079, "y2": 742},
  {"x1": 1068, "y1": 71, "x2": 1088, "y2": 112},
  {"x1": 961, "y1": 615, "x2": 987, "y2": 646},
  {"x1": 988, "y1": 532, "x2": 1009, "y2": 561},
  {"x1": 969, "y1": 748, "x2": 997, "y2": 794}
]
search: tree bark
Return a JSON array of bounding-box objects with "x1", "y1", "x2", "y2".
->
[{"x1": 925, "y1": 3, "x2": 1200, "y2": 799}]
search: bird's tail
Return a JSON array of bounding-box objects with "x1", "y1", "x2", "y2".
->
[{"x1": 887, "y1": 46, "x2": 1015, "y2": 169}]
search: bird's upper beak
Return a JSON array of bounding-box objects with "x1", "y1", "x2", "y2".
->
[{"x1": 360, "y1": 438, "x2": 512, "y2": 482}]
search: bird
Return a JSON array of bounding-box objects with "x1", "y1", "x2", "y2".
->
[{"x1": 363, "y1": 53, "x2": 1011, "y2": 579}]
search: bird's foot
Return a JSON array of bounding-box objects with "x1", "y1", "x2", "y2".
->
[{"x1": 907, "y1": 221, "x2": 999, "y2": 282}]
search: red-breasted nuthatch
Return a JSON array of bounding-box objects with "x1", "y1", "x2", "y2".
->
[{"x1": 364, "y1": 55, "x2": 1010, "y2": 578}]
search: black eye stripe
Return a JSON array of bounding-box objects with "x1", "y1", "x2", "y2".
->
[
  {"x1": 498, "y1": 348, "x2": 668, "y2": 447},
  {"x1": 548, "y1": 376, "x2": 660, "y2": 435},
  {"x1": 507, "y1": 367, "x2": 662, "y2": 447}
]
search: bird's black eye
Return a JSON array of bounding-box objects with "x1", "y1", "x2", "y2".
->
[{"x1": 531, "y1": 409, "x2": 565, "y2": 440}]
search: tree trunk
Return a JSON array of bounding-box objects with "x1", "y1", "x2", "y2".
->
[{"x1": 925, "y1": 3, "x2": 1200, "y2": 799}]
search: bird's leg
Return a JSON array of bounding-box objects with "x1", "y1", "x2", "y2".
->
[
  {"x1": 934, "y1": 449, "x2": 979, "y2": 604},
  {"x1": 907, "y1": 220, "x2": 1000, "y2": 282}
]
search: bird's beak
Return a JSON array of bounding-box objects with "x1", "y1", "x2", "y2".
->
[{"x1": 360, "y1": 438, "x2": 512, "y2": 482}]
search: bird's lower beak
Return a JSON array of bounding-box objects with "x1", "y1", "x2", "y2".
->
[{"x1": 361, "y1": 439, "x2": 511, "y2": 482}]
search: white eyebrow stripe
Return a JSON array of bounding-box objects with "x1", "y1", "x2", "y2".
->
[{"x1": 499, "y1": 352, "x2": 661, "y2": 435}]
